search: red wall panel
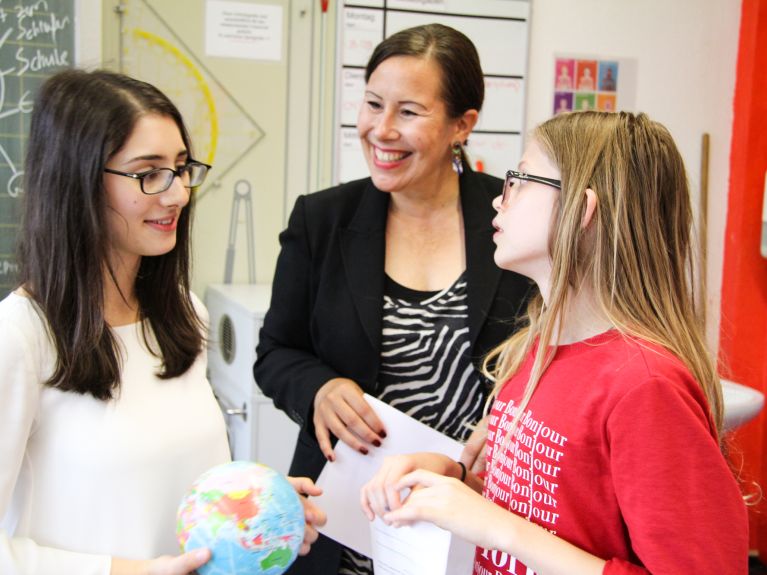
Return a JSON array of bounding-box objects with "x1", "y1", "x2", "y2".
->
[{"x1": 719, "y1": 0, "x2": 767, "y2": 554}]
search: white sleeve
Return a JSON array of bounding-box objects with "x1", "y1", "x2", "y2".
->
[
  {"x1": 0, "y1": 312, "x2": 111, "y2": 575},
  {"x1": 0, "y1": 537, "x2": 111, "y2": 575}
]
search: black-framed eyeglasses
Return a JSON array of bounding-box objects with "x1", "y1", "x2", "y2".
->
[
  {"x1": 104, "y1": 160, "x2": 212, "y2": 195},
  {"x1": 502, "y1": 169, "x2": 562, "y2": 204}
]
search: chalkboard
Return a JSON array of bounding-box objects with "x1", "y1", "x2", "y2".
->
[{"x1": 0, "y1": 0, "x2": 74, "y2": 299}]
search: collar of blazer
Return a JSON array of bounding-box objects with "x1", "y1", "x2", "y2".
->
[{"x1": 340, "y1": 170, "x2": 503, "y2": 353}]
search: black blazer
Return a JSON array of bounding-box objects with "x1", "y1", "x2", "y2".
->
[{"x1": 254, "y1": 170, "x2": 531, "y2": 574}]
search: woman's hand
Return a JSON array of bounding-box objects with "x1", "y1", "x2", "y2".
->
[
  {"x1": 313, "y1": 377, "x2": 386, "y2": 460},
  {"x1": 287, "y1": 476, "x2": 327, "y2": 555},
  {"x1": 460, "y1": 414, "x2": 488, "y2": 475},
  {"x1": 360, "y1": 452, "x2": 458, "y2": 520},
  {"x1": 380, "y1": 469, "x2": 504, "y2": 549}
]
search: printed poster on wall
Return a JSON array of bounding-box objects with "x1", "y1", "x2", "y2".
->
[{"x1": 552, "y1": 56, "x2": 636, "y2": 116}]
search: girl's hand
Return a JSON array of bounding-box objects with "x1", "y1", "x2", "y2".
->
[
  {"x1": 287, "y1": 476, "x2": 327, "y2": 555},
  {"x1": 381, "y1": 469, "x2": 503, "y2": 548},
  {"x1": 360, "y1": 453, "x2": 457, "y2": 520},
  {"x1": 313, "y1": 378, "x2": 386, "y2": 461}
]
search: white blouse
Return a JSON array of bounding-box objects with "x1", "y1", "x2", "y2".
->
[{"x1": 0, "y1": 293, "x2": 231, "y2": 575}]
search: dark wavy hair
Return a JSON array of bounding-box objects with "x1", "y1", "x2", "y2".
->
[
  {"x1": 17, "y1": 69, "x2": 204, "y2": 400},
  {"x1": 365, "y1": 23, "x2": 484, "y2": 120}
]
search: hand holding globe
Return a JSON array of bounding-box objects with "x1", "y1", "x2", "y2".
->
[
  {"x1": 284, "y1": 476, "x2": 327, "y2": 557},
  {"x1": 177, "y1": 461, "x2": 326, "y2": 575}
]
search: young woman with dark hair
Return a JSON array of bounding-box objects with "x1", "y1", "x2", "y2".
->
[{"x1": 0, "y1": 69, "x2": 325, "y2": 575}]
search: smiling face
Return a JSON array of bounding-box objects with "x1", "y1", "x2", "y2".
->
[
  {"x1": 103, "y1": 113, "x2": 190, "y2": 274},
  {"x1": 492, "y1": 139, "x2": 561, "y2": 291},
  {"x1": 357, "y1": 55, "x2": 471, "y2": 195}
]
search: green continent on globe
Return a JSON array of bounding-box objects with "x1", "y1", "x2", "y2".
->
[{"x1": 260, "y1": 546, "x2": 293, "y2": 570}]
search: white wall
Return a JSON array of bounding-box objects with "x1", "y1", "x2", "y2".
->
[{"x1": 525, "y1": 0, "x2": 741, "y2": 351}]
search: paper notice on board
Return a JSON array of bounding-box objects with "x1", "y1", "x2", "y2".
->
[
  {"x1": 342, "y1": 8, "x2": 383, "y2": 66},
  {"x1": 205, "y1": 1, "x2": 282, "y2": 61},
  {"x1": 341, "y1": 68, "x2": 366, "y2": 126},
  {"x1": 338, "y1": 127, "x2": 368, "y2": 183}
]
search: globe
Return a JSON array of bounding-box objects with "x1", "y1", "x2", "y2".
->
[{"x1": 176, "y1": 461, "x2": 305, "y2": 575}]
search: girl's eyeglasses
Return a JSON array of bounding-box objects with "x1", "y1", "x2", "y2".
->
[
  {"x1": 104, "y1": 160, "x2": 212, "y2": 195},
  {"x1": 502, "y1": 169, "x2": 562, "y2": 204}
]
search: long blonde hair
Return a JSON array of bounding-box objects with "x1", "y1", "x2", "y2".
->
[{"x1": 483, "y1": 111, "x2": 722, "y2": 445}]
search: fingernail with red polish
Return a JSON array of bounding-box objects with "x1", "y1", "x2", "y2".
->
[
  {"x1": 379, "y1": 430, "x2": 387, "y2": 438},
  {"x1": 359, "y1": 447, "x2": 369, "y2": 455},
  {"x1": 372, "y1": 439, "x2": 381, "y2": 447},
  {"x1": 326, "y1": 454, "x2": 335, "y2": 462}
]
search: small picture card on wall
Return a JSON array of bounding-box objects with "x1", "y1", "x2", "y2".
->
[
  {"x1": 552, "y1": 56, "x2": 635, "y2": 116},
  {"x1": 598, "y1": 61, "x2": 618, "y2": 92}
]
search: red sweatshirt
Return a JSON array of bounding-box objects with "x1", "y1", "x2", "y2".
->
[{"x1": 474, "y1": 331, "x2": 748, "y2": 575}]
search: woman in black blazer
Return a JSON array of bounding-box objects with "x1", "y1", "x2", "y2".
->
[{"x1": 255, "y1": 24, "x2": 531, "y2": 575}]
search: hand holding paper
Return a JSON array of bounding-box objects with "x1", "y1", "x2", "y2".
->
[
  {"x1": 313, "y1": 377, "x2": 386, "y2": 460},
  {"x1": 374, "y1": 468, "x2": 503, "y2": 549},
  {"x1": 314, "y1": 394, "x2": 475, "y2": 575},
  {"x1": 360, "y1": 452, "x2": 458, "y2": 520}
]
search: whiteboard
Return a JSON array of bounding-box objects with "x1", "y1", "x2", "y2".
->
[
  {"x1": 477, "y1": 77, "x2": 525, "y2": 132},
  {"x1": 464, "y1": 134, "x2": 522, "y2": 179},
  {"x1": 385, "y1": 12, "x2": 528, "y2": 76},
  {"x1": 386, "y1": 0, "x2": 528, "y2": 18},
  {"x1": 334, "y1": 0, "x2": 530, "y2": 183}
]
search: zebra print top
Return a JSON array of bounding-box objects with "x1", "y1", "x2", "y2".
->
[
  {"x1": 339, "y1": 271, "x2": 489, "y2": 575},
  {"x1": 377, "y1": 271, "x2": 489, "y2": 441}
]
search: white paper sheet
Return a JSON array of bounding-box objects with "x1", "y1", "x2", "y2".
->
[
  {"x1": 314, "y1": 394, "x2": 475, "y2": 575},
  {"x1": 205, "y1": 1, "x2": 282, "y2": 61}
]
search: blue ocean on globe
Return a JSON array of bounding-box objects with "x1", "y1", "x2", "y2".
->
[{"x1": 177, "y1": 461, "x2": 305, "y2": 575}]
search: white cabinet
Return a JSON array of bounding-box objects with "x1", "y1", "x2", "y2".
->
[{"x1": 205, "y1": 284, "x2": 299, "y2": 475}]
